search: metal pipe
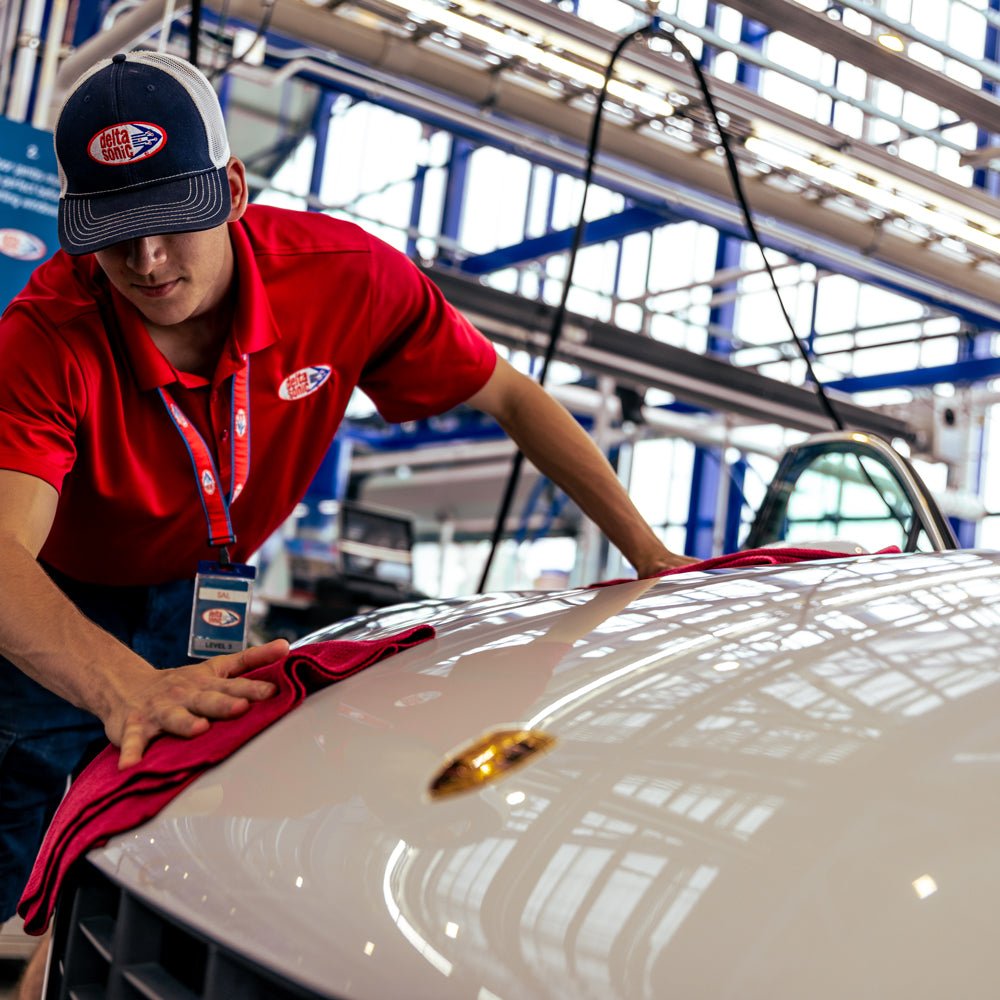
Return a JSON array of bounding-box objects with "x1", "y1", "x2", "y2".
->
[
  {"x1": 31, "y1": 0, "x2": 70, "y2": 129},
  {"x1": 0, "y1": 0, "x2": 24, "y2": 110},
  {"x1": 5, "y1": 0, "x2": 46, "y2": 122},
  {"x1": 50, "y1": 0, "x2": 183, "y2": 121},
  {"x1": 219, "y1": 38, "x2": 1000, "y2": 325},
  {"x1": 157, "y1": 0, "x2": 176, "y2": 51}
]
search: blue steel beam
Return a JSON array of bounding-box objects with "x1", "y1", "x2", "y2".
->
[
  {"x1": 826, "y1": 355, "x2": 1000, "y2": 393},
  {"x1": 459, "y1": 205, "x2": 680, "y2": 275}
]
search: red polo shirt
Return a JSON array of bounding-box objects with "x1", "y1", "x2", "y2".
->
[{"x1": 0, "y1": 205, "x2": 497, "y2": 585}]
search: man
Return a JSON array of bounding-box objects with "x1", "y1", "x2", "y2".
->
[{"x1": 0, "y1": 50, "x2": 689, "y2": 991}]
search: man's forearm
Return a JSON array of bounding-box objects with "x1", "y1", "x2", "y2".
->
[
  {"x1": 0, "y1": 533, "x2": 156, "y2": 720},
  {"x1": 486, "y1": 381, "x2": 684, "y2": 576}
]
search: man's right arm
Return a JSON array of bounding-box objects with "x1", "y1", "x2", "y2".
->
[{"x1": 0, "y1": 469, "x2": 285, "y2": 768}]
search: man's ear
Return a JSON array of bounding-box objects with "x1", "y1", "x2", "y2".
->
[{"x1": 226, "y1": 157, "x2": 249, "y2": 222}]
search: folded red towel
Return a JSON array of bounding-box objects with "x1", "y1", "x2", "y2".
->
[
  {"x1": 18, "y1": 625, "x2": 435, "y2": 935},
  {"x1": 591, "y1": 545, "x2": 902, "y2": 587}
]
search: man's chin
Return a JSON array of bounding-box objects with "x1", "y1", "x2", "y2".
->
[{"x1": 133, "y1": 298, "x2": 191, "y2": 328}]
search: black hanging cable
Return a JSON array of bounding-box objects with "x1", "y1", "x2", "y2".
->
[
  {"x1": 210, "y1": 0, "x2": 234, "y2": 80},
  {"x1": 476, "y1": 23, "x2": 654, "y2": 593},
  {"x1": 476, "y1": 16, "x2": 864, "y2": 592},
  {"x1": 647, "y1": 23, "x2": 934, "y2": 538},
  {"x1": 209, "y1": 0, "x2": 275, "y2": 82},
  {"x1": 188, "y1": 0, "x2": 202, "y2": 67},
  {"x1": 650, "y1": 20, "x2": 845, "y2": 432}
]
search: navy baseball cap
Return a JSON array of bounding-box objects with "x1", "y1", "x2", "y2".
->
[{"x1": 54, "y1": 51, "x2": 232, "y2": 255}]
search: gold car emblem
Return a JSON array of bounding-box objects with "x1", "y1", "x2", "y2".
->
[{"x1": 429, "y1": 729, "x2": 556, "y2": 799}]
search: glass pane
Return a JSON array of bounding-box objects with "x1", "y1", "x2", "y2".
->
[{"x1": 783, "y1": 452, "x2": 916, "y2": 551}]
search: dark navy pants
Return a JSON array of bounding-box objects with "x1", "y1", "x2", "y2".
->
[{"x1": 0, "y1": 566, "x2": 195, "y2": 920}]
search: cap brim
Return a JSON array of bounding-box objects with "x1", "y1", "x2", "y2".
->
[{"x1": 58, "y1": 166, "x2": 231, "y2": 255}]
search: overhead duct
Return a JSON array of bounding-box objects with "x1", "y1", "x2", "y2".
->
[
  {"x1": 206, "y1": 0, "x2": 1000, "y2": 325},
  {"x1": 48, "y1": 0, "x2": 1000, "y2": 323}
]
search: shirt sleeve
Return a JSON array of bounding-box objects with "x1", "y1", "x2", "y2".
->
[
  {"x1": 358, "y1": 235, "x2": 497, "y2": 423},
  {"x1": 0, "y1": 303, "x2": 86, "y2": 492}
]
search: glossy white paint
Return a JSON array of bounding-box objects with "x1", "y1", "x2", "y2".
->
[{"x1": 91, "y1": 550, "x2": 1000, "y2": 999}]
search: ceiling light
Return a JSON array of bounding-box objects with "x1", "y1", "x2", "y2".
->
[
  {"x1": 377, "y1": 0, "x2": 675, "y2": 118},
  {"x1": 877, "y1": 32, "x2": 905, "y2": 53},
  {"x1": 747, "y1": 124, "x2": 1000, "y2": 257}
]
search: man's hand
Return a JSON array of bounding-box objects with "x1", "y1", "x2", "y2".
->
[
  {"x1": 636, "y1": 550, "x2": 700, "y2": 578},
  {"x1": 108, "y1": 639, "x2": 289, "y2": 769},
  {"x1": 465, "y1": 361, "x2": 702, "y2": 583}
]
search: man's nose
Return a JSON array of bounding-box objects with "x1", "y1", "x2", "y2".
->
[{"x1": 126, "y1": 236, "x2": 167, "y2": 274}]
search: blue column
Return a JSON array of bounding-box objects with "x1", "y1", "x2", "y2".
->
[
  {"x1": 724, "y1": 457, "x2": 748, "y2": 552},
  {"x1": 308, "y1": 90, "x2": 338, "y2": 211},
  {"x1": 437, "y1": 136, "x2": 474, "y2": 266},
  {"x1": 299, "y1": 437, "x2": 354, "y2": 532},
  {"x1": 975, "y1": 0, "x2": 1000, "y2": 197},
  {"x1": 406, "y1": 162, "x2": 428, "y2": 258},
  {"x1": 686, "y1": 234, "x2": 743, "y2": 558},
  {"x1": 685, "y1": 447, "x2": 719, "y2": 558},
  {"x1": 951, "y1": 332, "x2": 988, "y2": 548},
  {"x1": 71, "y1": 0, "x2": 106, "y2": 46},
  {"x1": 952, "y1": 4, "x2": 1000, "y2": 544},
  {"x1": 684, "y1": 10, "x2": 765, "y2": 558}
]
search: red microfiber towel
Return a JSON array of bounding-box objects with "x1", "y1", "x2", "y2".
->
[
  {"x1": 591, "y1": 545, "x2": 903, "y2": 587},
  {"x1": 18, "y1": 625, "x2": 435, "y2": 935}
]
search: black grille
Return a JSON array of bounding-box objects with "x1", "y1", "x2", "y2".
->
[{"x1": 46, "y1": 860, "x2": 330, "y2": 1000}]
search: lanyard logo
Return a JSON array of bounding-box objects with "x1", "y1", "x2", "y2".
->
[
  {"x1": 168, "y1": 403, "x2": 190, "y2": 428},
  {"x1": 159, "y1": 356, "x2": 251, "y2": 549}
]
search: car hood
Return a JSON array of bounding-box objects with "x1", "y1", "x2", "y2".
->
[{"x1": 90, "y1": 549, "x2": 1000, "y2": 999}]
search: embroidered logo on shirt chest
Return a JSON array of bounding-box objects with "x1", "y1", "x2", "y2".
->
[{"x1": 279, "y1": 365, "x2": 332, "y2": 401}]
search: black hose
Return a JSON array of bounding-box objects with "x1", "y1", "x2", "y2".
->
[{"x1": 476, "y1": 23, "x2": 654, "y2": 593}]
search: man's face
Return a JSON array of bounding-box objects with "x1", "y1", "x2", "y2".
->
[{"x1": 94, "y1": 223, "x2": 234, "y2": 329}]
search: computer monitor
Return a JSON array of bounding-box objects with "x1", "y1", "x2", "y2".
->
[{"x1": 337, "y1": 502, "x2": 414, "y2": 587}]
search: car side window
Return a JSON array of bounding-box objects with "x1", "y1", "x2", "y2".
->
[
  {"x1": 744, "y1": 433, "x2": 956, "y2": 553},
  {"x1": 783, "y1": 451, "x2": 928, "y2": 552}
]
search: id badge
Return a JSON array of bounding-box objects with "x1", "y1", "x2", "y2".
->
[{"x1": 188, "y1": 560, "x2": 256, "y2": 659}]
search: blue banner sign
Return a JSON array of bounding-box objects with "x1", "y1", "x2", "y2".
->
[{"x1": 0, "y1": 117, "x2": 60, "y2": 310}]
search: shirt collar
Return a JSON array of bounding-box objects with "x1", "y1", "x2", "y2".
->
[{"x1": 101, "y1": 218, "x2": 282, "y2": 392}]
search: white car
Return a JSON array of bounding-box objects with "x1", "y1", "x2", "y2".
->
[{"x1": 44, "y1": 434, "x2": 1000, "y2": 999}]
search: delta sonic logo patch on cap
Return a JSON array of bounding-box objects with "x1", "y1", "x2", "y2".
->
[{"x1": 87, "y1": 122, "x2": 167, "y2": 165}]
